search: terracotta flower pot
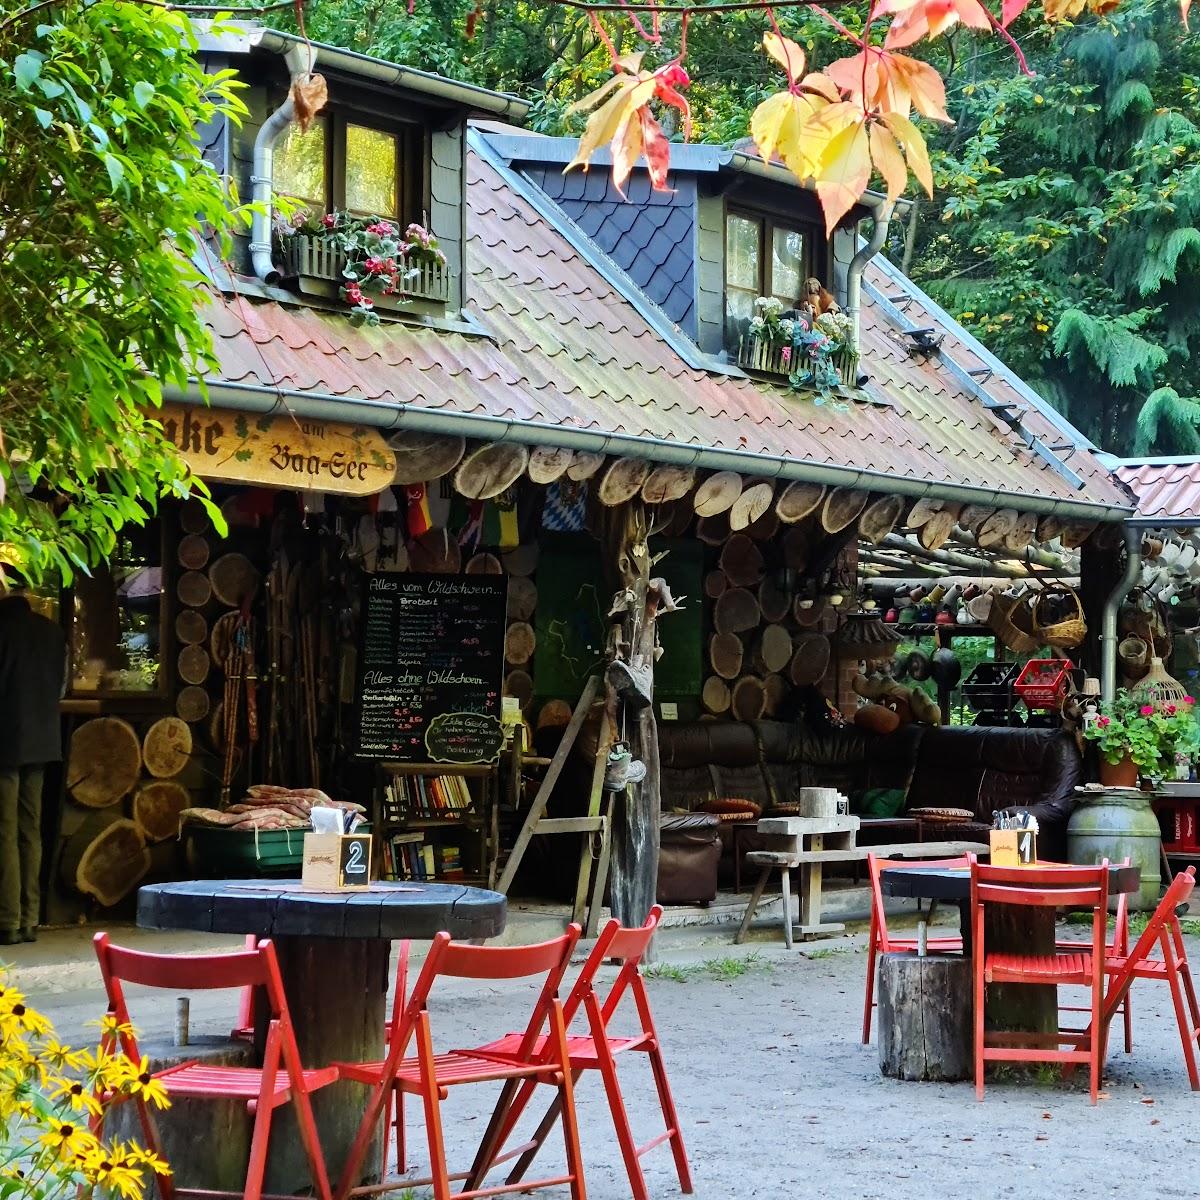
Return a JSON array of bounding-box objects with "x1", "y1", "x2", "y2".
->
[{"x1": 1098, "y1": 754, "x2": 1139, "y2": 788}]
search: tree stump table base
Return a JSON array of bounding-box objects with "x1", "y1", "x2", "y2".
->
[{"x1": 878, "y1": 953, "x2": 973, "y2": 1082}]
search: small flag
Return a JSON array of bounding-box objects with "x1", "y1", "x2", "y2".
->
[
  {"x1": 542, "y1": 480, "x2": 587, "y2": 531},
  {"x1": 405, "y1": 482, "x2": 432, "y2": 538}
]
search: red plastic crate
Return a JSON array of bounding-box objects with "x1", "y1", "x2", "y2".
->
[{"x1": 1013, "y1": 658, "x2": 1074, "y2": 711}]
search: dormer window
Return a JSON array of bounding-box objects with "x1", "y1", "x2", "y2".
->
[
  {"x1": 724, "y1": 209, "x2": 816, "y2": 347},
  {"x1": 273, "y1": 111, "x2": 425, "y2": 225}
]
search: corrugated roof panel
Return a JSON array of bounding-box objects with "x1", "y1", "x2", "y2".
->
[{"x1": 1116, "y1": 462, "x2": 1200, "y2": 520}]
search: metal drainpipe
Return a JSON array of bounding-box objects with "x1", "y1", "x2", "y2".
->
[
  {"x1": 1101, "y1": 524, "x2": 1143, "y2": 702},
  {"x1": 845, "y1": 200, "x2": 895, "y2": 356},
  {"x1": 248, "y1": 43, "x2": 316, "y2": 284}
]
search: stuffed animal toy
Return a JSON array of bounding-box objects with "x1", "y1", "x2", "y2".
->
[
  {"x1": 851, "y1": 672, "x2": 941, "y2": 734},
  {"x1": 798, "y1": 276, "x2": 840, "y2": 323}
]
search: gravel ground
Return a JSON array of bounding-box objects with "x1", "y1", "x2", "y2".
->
[{"x1": 14, "y1": 920, "x2": 1200, "y2": 1200}]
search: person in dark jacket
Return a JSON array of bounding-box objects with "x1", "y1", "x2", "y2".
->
[{"x1": 0, "y1": 586, "x2": 67, "y2": 944}]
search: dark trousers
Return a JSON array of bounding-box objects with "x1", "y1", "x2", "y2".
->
[{"x1": 0, "y1": 765, "x2": 44, "y2": 933}]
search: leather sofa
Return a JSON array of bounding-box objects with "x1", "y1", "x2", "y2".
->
[{"x1": 656, "y1": 720, "x2": 1083, "y2": 862}]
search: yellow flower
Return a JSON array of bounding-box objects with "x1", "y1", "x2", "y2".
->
[
  {"x1": 39, "y1": 1119, "x2": 99, "y2": 1159},
  {"x1": 960, "y1": 311, "x2": 975, "y2": 320},
  {"x1": 48, "y1": 1075, "x2": 103, "y2": 1116},
  {"x1": 1036, "y1": 322, "x2": 1050, "y2": 332},
  {"x1": 41, "y1": 1039, "x2": 88, "y2": 1072}
]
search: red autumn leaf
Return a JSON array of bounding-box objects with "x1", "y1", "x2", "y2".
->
[
  {"x1": 1002, "y1": 0, "x2": 1033, "y2": 23},
  {"x1": 763, "y1": 31, "x2": 807, "y2": 85},
  {"x1": 639, "y1": 108, "x2": 672, "y2": 191}
]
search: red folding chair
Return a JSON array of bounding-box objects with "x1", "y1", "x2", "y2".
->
[
  {"x1": 970, "y1": 858, "x2": 1110, "y2": 1104},
  {"x1": 334, "y1": 927, "x2": 586, "y2": 1200},
  {"x1": 1100, "y1": 866, "x2": 1200, "y2": 1089},
  {"x1": 1057, "y1": 857, "x2": 1133, "y2": 1054},
  {"x1": 862, "y1": 853, "x2": 966, "y2": 1043},
  {"x1": 93, "y1": 932, "x2": 336, "y2": 1200},
  {"x1": 469, "y1": 905, "x2": 692, "y2": 1200}
]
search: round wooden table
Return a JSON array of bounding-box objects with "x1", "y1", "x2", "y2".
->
[
  {"x1": 880, "y1": 862, "x2": 1141, "y2": 1036},
  {"x1": 138, "y1": 879, "x2": 506, "y2": 1192}
]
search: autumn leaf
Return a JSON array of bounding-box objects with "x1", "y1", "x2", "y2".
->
[
  {"x1": 639, "y1": 108, "x2": 671, "y2": 190},
  {"x1": 814, "y1": 113, "x2": 871, "y2": 234},
  {"x1": 869, "y1": 121, "x2": 909, "y2": 202},
  {"x1": 885, "y1": 0, "x2": 992, "y2": 47},
  {"x1": 752, "y1": 91, "x2": 810, "y2": 169},
  {"x1": 611, "y1": 104, "x2": 645, "y2": 195},
  {"x1": 763, "y1": 31, "x2": 806, "y2": 84},
  {"x1": 888, "y1": 54, "x2": 952, "y2": 121},
  {"x1": 880, "y1": 110, "x2": 934, "y2": 195},
  {"x1": 802, "y1": 72, "x2": 843, "y2": 103},
  {"x1": 565, "y1": 75, "x2": 654, "y2": 176},
  {"x1": 1001, "y1": 0, "x2": 1033, "y2": 24},
  {"x1": 1042, "y1": 0, "x2": 1088, "y2": 18}
]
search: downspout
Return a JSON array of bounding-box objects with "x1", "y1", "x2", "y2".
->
[
  {"x1": 845, "y1": 200, "x2": 895, "y2": 356},
  {"x1": 248, "y1": 43, "x2": 317, "y2": 284},
  {"x1": 1101, "y1": 523, "x2": 1143, "y2": 702}
]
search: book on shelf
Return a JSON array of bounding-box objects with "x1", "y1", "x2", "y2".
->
[{"x1": 384, "y1": 773, "x2": 474, "y2": 821}]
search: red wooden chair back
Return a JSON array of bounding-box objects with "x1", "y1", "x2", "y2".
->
[
  {"x1": 972, "y1": 860, "x2": 1111, "y2": 911},
  {"x1": 1103, "y1": 867, "x2": 1197, "y2": 1028},
  {"x1": 867, "y1": 854, "x2": 970, "y2": 952},
  {"x1": 93, "y1": 933, "x2": 332, "y2": 1200}
]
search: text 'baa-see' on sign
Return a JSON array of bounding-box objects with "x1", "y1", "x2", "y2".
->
[
  {"x1": 156, "y1": 403, "x2": 396, "y2": 496},
  {"x1": 354, "y1": 573, "x2": 507, "y2": 764}
]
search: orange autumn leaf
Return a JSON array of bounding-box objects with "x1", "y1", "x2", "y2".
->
[
  {"x1": 638, "y1": 108, "x2": 671, "y2": 190},
  {"x1": 884, "y1": 0, "x2": 992, "y2": 47},
  {"x1": 880, "y1": 110, "x2": 934, "y2": 196},
  {"x1": 869, "y1": 120, "x2": 909, "y2": 202},
  {"x1": 1001, "y1": 0, "x2": 1033, "y2": 24},
  {"x1": 813, "y1": 109, "x2": 872, "y2": 234},
  {"x1": 762, "y1": 31, "x2": 807, "y2": 84},
  {"x1": 888, "y1": 53, "x2": 952, "y2": 121},
  {"x1": 611, "y1": 104, "x2": 645, "y2": 195}
]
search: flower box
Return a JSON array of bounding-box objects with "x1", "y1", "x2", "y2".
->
[
  {"x1": 736, "y1": 335, "x2": 858, "y2": 388},
  {"x1": 280, "y1": 234, "x2": 451, "y2": 307}
]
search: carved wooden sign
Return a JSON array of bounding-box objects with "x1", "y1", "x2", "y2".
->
[{"x1": 156, "y1": 404, "x2": 396, "y2": 495}]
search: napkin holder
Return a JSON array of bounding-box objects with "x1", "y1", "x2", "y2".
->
[
  {"x1": 301, "y1": 832, "x2": 372, "y2": 890},
  {"x1": 989, "y1": 828, "x2": 1036, "y2": 867}
]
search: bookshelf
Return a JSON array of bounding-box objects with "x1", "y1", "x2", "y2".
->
[{"x1": 375, "y1": 762, "x2": 498, "y2": 886}]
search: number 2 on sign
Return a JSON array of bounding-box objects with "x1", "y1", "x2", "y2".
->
[{"x1": 345, "y1": 841, "x2": 367, "y2": 876}]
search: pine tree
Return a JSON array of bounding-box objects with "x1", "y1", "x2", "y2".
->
[{"x1": 911, "y1": 3, "x2": 1200, "y2": 454}]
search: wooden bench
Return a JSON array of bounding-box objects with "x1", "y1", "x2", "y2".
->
[{"x1": 733, "y1": 818, "x2": 989, "y2": 948}]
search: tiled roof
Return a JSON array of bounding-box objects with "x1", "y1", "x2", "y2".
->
[
  {"x1": 1115, "y1": 461, "x2": 1200, "y2": 522},
  {"x1": 521, "y1": 165, "x2": 698, "y2": 336},
  {"x1": 197, "y1": 145, "x2": 1131, "y2": 516}
]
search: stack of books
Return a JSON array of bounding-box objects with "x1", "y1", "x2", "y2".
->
[{"x1": 385, "y1": 774, "x2": 473, "y2": 820}]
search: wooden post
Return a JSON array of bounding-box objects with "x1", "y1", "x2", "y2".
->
[{"x1": 601, "y1": 502, "x2": 680, "y2": 929}]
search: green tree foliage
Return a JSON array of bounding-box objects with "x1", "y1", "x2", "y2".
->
[
  {"x1": 0, "y1": 2, "x2": 244, "y2": 582},
  {"x1": 909, "y1": 4, "x2": 1200, "y2": 453}
]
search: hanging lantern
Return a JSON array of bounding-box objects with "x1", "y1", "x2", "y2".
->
[
  {"x1": 838, "y1": 613, "x2": 902, "y2": 663},
  {"x1": 1132, "y1": 657, "x2": 1190, "y2": 711}
]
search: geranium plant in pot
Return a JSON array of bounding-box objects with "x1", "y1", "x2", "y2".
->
[
  {"x1": 1083, "y1": 688, "x2": 1199, "y2": 786},
  {"x1": 277, "y1": 211, "x2": 449, "y2": 324}
]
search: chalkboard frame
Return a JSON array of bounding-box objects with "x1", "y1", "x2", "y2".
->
[{"x1": 353, "y1": 571, "x2": 507, "y2": 763}]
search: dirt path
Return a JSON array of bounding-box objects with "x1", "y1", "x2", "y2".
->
[{"x1": 15, "y1": 924, "x2": 1200, "y2": 1200}]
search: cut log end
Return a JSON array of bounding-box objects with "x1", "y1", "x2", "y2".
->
[
  {"x1": 134, "y1": 781, "x2": 193, "y2": 843},
  {"x1": 68, "y1": 718, "x2": 142, "y2": 808},
  {"x1": 143, "y1": 717, "x2": 193, "y2": 779},
  {"x1": 69, "y1": 818, "x2": 151, "y2": 908}
]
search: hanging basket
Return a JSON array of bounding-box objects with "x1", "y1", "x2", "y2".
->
[
  {"x1": 1120, "y1": 586, "x2": 1169, "y2": 651},
  {"x1": 1030, "y1": 585, "x2": 1087, "y2": 649},
  {"x1": 1118, "y1": 635, "x2": 1151, "y2": 681},
  {"x1": 987, "y1": 592, "x2": 1040, "y2": 655}
]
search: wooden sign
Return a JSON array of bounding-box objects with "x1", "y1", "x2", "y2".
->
[
  {"x1": 354, "y1": 573, "x2": 507, "y2": 762},
  {"x1": 301, "y1": 832, "x2": 373, "y2": 890},
  {"x1": 156, "y1": 404, "x2": 395, "y2": 495}
]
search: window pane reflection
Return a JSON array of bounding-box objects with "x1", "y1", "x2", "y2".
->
[
  {"x1": 346, "y1": 124, "x2": 397, "y2": 216},
  {"x1": 274, "y1": 119, "x2": 327, "y2": 211},
  {"x1": 771, "y1": 226, "x2": 807, "y2": 305}
]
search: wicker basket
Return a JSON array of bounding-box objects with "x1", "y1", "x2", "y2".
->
[
  {"x1": 987, "y1": 592, "x2": 1040, "y2": 655},
  {"x1": 1031, "y1": 585, "x2": 1087, "y2": 649},
  {"x1": 1118, "y1": 634, "x2": 1150, "y2": 681}
]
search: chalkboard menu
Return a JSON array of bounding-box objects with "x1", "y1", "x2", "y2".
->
[{"x1": 355, "y1": 573, "x2": 507, "y2": 763}]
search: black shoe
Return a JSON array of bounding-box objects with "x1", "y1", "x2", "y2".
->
[
  {"x1": 0, "y1": 931, "x2": 19, "y2": 947},
  {"x1": 19, "y1": 928, "x2": 35, "y2": 943}
]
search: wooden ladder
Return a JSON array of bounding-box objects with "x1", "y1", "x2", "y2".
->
[{"x1": 496, "y1": 676, "x2": 613, "y2": 934}]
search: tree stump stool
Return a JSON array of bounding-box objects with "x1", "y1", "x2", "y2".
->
[
  {"x1": 878, "y1": 952, "x2": 973, "y2": 1082},
  {"x1": 106, "y1": 1036, "x2": 254, "y2": 1191}
]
